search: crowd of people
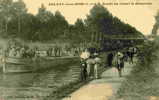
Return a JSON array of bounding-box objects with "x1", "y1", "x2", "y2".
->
[
  {"x1": 80, "y1": 49, "x2": 101, "y2": 81},
  {"x1": 2, "y1": 40, "x2": 139, "y2": 80},
  {"x1": 2, "y1": 39, "x2": 94, "y2": 59},
  {"x1": 79, "y1": 46, "x2": 138, "y2": 81},
  {"x1": 6, "y1": 46, "x2": 36, "y2": 58},
  {"x1": 4, "y1": 42, "x2": 86, "y2": 59}
]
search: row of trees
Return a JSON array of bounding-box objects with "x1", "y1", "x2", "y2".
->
[{"x1": 0, "y1": 0, "x2": 141, "y2": 44}]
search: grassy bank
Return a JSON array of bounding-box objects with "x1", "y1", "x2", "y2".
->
[{"x1": 111, "y1": 38, "x2": 159, "y2": 100}]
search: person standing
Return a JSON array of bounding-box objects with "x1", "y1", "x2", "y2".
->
[
  {"x1": 9, "y1": 47, "x2": 16, "y2": 57},
  {"x1": 16, "y1": 49, "x2": 21, "y2": 58},
  {"x1": 20, "y1": 47, "x2": 25, "y2": 58},
  {"x1": 80, "y1": 49, "x2": 91, "y2": 76},
  {"x1": 80, "y1": 58, "x2": 87, "y2": 81},
  {"x1": 54, "y1": 45, "x2": 58, "y2": 57},
  {"x1": 129, "y1": 47, "x2": 134, "y2": 64},
  {"x1": 116, "y1": 51, "x2": 124, "y2": 77},
  {"x1": 107, "y1": 52, "x2": 114, "y2": 67},
  {"x1": 94, "y1": 53, "x2": 101, "y2": 79},
  {"x1": 127, "y1": 47, "x2": 132, "y2": 64}
]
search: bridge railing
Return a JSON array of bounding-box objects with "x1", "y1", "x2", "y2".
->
[{"x1": 103, "y1": 34, "x2": 145, "y2": 40}]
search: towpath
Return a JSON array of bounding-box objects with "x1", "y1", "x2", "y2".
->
[{"x1": 63, "y1": 62, "x2": 134, "y2": 100}]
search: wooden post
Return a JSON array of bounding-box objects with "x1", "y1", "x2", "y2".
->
[
  {"x1": 2, "y1": 50, "x2": 7, "y2": 73},
  {"x1": 18, "y1": 16, "x2": 20, "y2": 33},
  {"x1": 2, "y1": 56, "x2": 6, "y2": 73}
]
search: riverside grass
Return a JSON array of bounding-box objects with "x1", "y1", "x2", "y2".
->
[{"x1": 111, "y1": 37, "x2": 159, "y2": 100}]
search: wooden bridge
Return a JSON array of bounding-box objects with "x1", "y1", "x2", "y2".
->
[
  {"x1": 99, "y1": 34, "x2": 146, "y2": 51},
  {"x1": 103, "y1": 34, "x2": 145, "y2": 40}
]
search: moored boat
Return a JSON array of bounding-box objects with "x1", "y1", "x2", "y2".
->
[
  {"x1": 0, "y1": 39, "x2": 81, "y2": 73},
  {"x1": 0, "y1": 56, "x2": 79, "y2": 73}
]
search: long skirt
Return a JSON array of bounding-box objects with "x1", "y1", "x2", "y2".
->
[
  {"x1": 94, "y1": 63, "x2": 99, "y2": 79},
  {"x1": 86, "y1": 59, "x2": 95, "y2": 76}
]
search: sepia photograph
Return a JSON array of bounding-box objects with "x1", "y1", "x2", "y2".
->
[{"x1": 0, "y1": 0, "x2": 159, "y2": 100}]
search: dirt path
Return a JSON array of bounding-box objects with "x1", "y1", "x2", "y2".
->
[{"x1": 63, "y1": 62, "x2": 134, "y2": 100}]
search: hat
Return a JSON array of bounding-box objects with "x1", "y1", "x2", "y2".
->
[{"x1": 80, "y1": 52, "x2": 90, "y2": 59}]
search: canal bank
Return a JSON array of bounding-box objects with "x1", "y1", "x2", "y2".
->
[
  {"x1": 0, "y1": 54, "x2": 107, "y2": 100},
  {"x1": 45, "y1": 61, "x2": 107, "y2": 100},
  {"x1": 62, "y1": 62, "x2": 134, "y2": 100},
  {"x1": 0, "y1": 59, "x2": 81, "y2": 100}
]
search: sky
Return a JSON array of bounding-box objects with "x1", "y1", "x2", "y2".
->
[{"x1": 22, "y1": 0, "x2": 159, "y2": 36}]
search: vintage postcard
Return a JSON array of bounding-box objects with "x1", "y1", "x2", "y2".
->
[{"x1": 0, "y1": 0, "x2": 159, "y2": 100}]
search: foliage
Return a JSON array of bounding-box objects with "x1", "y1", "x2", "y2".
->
[
  {"x1": 0, "y1": 1, "x2": 142, "y2": 45},
  {"x1": 85, "y1": 4, "x2": 141, "y2": 36},
  {"x1": 114, "y1": 37, "x2": 159, "y2": 100}
]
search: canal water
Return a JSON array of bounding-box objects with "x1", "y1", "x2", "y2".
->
[{"x1": 0, "y1": 64, "x2": 81, "y2": 100}]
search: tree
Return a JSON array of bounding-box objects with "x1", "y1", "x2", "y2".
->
[
  {"x1": 85, "y1": 4, "x2": 142, "y2": 50},
  {"x1": 19, "y1": 13, "x2": 39, "y2": 40},
  {"x1": 54, "y1": 11, "x2": 68, "y2": 39},
  {"x1": 85, "y1": 4, "x2": 113, "y2": 45},
  {"x1": 36, "y1": 4, "x2": 54, "y2": 41},
  {"x1": 74, "y1": 19, "x2": 88, "y2": 42},
  {"x1": 0, "y1": 2, "x2": 4, "y2": 35},
  {"x1": 85, "y1": 4, "x2": 141, "y2": 36},
  {"x1": 0, "y1": 0, "x2": 14, "y2": 34},
  {"x1": 12, "y1": 0, "x2": 27, "y2": 34},
  {"x1": 36, "y1": 4, "x2": 53, "y2": 23}
]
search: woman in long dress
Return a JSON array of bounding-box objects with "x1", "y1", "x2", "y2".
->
[{"x1": 93, "y1": 53, "x2": 101, "y2": 79}]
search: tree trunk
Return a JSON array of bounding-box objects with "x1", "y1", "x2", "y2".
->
[
  {"x1": 18, "y1": 16, "x2": 21, "y2": 33},
  {"x1": 99, "y1": 32, "x2": 103, "y2": 48},
  {"x1": 5, "y1": 21, "x2": 8, "y2": 33},
  {"x1": 99, "y1": 32, "x2": 102, "y2": 43},
  {"x1": 96, "y1": 32, "x2": 98, "y2": 43},
  {"x1": 0, "y1": 20, "x2": 2, "y2": 30},
  {"x1": 95, "y1": 32, "x2": 97, "y2": 42},
  {"x1": 91, "y1": 32, "x2": 94, "y2": 43}
]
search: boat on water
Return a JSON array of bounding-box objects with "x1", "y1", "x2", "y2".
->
[
  {"x1": 0, "y1": 39, "x2": 81, "y2": 73},
  {"x1": 0, "y1": 56, "x2": 79, "y2": 73}
]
